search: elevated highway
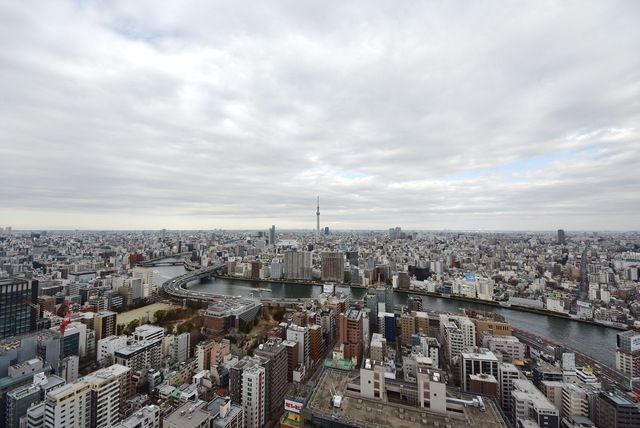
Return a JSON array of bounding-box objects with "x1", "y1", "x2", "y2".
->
[{"x1": 161, "y1": 263, "x2": 313, "y2": 308}]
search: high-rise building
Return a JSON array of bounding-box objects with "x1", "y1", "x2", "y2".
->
[
  {"x1": 114, "y1": 340, "x2": 162, "y2": 372},
  {"x1": 498, "y1": 362, "x2": 520, "y2": 414},
  {"x1": 44, "y1": 381, "x2": 92, "y2": 428},
  {"x1": 596, "y1": 392, "x2": 640, "y2": 428},
  {"x1": 557, "y1": 229, "x2": 566, "y2": 245},
  {"x1": 94, "y1": 311, "x2": 117, "y2": 341},
  {"x1": 84, "y1": 364, "x2": 132, "y2": 427},
  {"x1": 399, "y1": 313, "x2": 416, "y2": 348},
  {"x1": 283, "y1": 250, "x2": 312, "y2": 280},
  {"x1": 6, "y1": 384, "x2": 40, "y2": 428},
  {"x1": 321, "y1": 252, "x2": 345, "y2": 283},
  {"x1": 242, "y1": 365, "x2": 266, "y2": 428},
  {"x1": 282, "y1": 340, "x2": 299, "y2": 381},
  {"x1": 286, "y1": 325, "x2": 310, "y2": 369},
  {"x1": 615, "y1": 330, "x2": 640, "y2": 378},
  {"x1": 254, "y1": 339, "x2": 288, "y2": 422},
  {"x1": 338, "y1": 309, "x2": 364, "y2": 365},
  {"x1": 269, "y1": 225, "x2": 276, "y2": 246},
  {"x1": 0, "y1": 278, "x2": 39, "y2": 339}
]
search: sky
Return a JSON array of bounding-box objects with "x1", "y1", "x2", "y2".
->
[{"x1": 1, "y1": 1, "x2": 639, "y2": 231}]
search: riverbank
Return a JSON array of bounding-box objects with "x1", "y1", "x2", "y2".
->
[
  {"x1": 214, "y1": 274, "x2": 626, "y2": 331},
  {"x1": 395, "y1": 288, "x2": 627, "y2": 330},
  {"x1": 212, "y1": 274, "x2": 368, "y2": 289}
]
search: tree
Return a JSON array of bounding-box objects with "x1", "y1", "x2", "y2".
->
[{"x1": 154, "y1": 310, "x2": 167, "y2": 323}]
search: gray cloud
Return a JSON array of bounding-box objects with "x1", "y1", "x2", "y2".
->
[{"x1": 1, "y1": 0, "x2": 639, "y2": 230}]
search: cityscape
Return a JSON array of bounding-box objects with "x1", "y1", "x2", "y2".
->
[{"x1": 1, "y1": 1, "x2": 640, "y2": 428}]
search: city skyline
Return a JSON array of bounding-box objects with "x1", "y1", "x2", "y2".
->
[{"x1": 1, "y1": 1, "x2": 639, "y2": 230}]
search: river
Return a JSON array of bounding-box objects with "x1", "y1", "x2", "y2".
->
[{"x1": 153, "y1": 265, "x2": 618, "y2": 367}]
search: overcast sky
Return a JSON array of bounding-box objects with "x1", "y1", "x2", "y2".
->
[{"x1": 1, "y1": 1, "x2": 639, "y2": 231}]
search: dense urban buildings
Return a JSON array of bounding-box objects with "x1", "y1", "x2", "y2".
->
[{"x1": 0, "y1": 228, "x2": 639, "y2": 427}]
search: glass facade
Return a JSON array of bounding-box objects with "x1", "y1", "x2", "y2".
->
[{"x1": 0, "y1": 278, "x2": 39, "y2": 339}]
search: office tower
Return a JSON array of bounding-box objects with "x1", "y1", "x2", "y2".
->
[
  {"x1": 338, "y1": 309, "x2": 363, "y2": 365},
  {"x1": 511, "y1": 379, "x2": 560, "y2": 428},
  {"x1": 596, "y1": 392, "x2": 640, "y2": 428},
  {"x1": 460, "y1": 348, "x2": 499, "y2": 391},
  {"x1": 94, "y1": 311, "x2": 117, "y2": 341},
  {"x1": 242, "y1": 365, "x2": 266, "y2": 428},
  {"x1": 255, "y1": 339, "x2": 289, "y2": 422},
  {"x1": 269, "y1": 225, "x2": 276, "y2": 246},
  {"x1": 133, "y1": 324, "x2": 164, "y2": 343},
  {"x1": 557, "y1": 229, "x2": 566, "y2": 245},
  {"x1": 0, "y1": 278, "x2": 39, "y2": 339},
  {"x1": 6, "y1": 384, "x2": 40, "y2": 428},
  {"x1": 321, "y1": 252, "x2": 345, "y2": 282},
  {"x1": 44, "y1": 381, "x2": 92, "y2": 428},
  {"x1": 286, "y1": 325, "x2": 310, "y2": 369},
  {"x1": 316, "y1": 196, "x2": 320, "y2": 236}
]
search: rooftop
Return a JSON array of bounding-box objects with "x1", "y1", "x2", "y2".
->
[
  {"x1": 308, "y1": 368, "x2": 508, "y2": 428},
  {"x1": 164, "y1": 400, "x2": 211, "y2": 428}
]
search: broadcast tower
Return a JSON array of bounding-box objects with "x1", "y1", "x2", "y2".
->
[{"x1": 316, "y1": 196, "x2": 320, "y2": 235}]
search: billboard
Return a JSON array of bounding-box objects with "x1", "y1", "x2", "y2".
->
[
  {"x1": 284, "y1": 399, "x2": 304, "y2": 414},
  {"x1": 464, "y1": 272, "x2": 476, "y2": 282}
]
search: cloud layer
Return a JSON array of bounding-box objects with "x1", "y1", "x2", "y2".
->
[{"x1": 1, "y1": 1, "x2": 639, "y2": 230}]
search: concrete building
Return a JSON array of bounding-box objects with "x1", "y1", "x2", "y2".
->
[
  {"x1": 482, "y1": 335, "x2": 527, "y2": 360},
  {"x1": 254, "y1": 339, "x2": 288, "y2": 422},
  {"x1": 242, "y1": 365, "x2": 266, "y2": 428},
  {"x1": 321, "y1": 252, "x2": 345, "y2": 283},
  {"x1": 111, "y1": 404, "x2": 160, "y2": 428},
  {"x1": 83, "y1": 364, "x2": 132, "y2": 427},
  {"x1": 97, "y1": 335, "x2": 127, "y2": 363},
  {"x1": 114, "y1": 340, "x2": 162, "y2": 372},
  {"x1": 94, "y1": 311, "x2": 117, "y2": 341},
  {"x1": 498, "y1": 362, "x2": 521, "y2": 414},
  {"x1": 338, "y1": 309, "x2": 363, "y2": 365},
  {"x1": 461, "y1": 348, "x2": 499, "y2": 391},
  {"x1": 44, "y1": 381, "x2": 92, "y2": 428},
  {"x1": 511, "y1": 379, "x2": 560, "y2": 428},
  {"x1": 133, "y1": 324, "x2": 164, "y2": 343},
  {"x1": 286, "y1": 325, "x2": 310, "y2": 369},
  {"x1": 596, "y1": 392, "x2": 640, "y2": 428},
  {"x1": 163, "y1": 400, "x2": 211, "y2": 428},
  {"x1": 208, "y1": 396, "x2": 244, "y2": 428}
]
